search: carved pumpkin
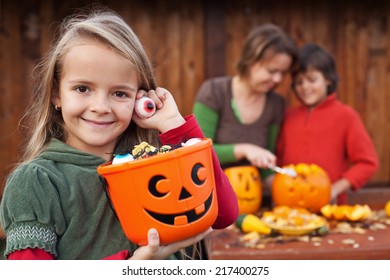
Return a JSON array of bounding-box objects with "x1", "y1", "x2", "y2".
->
[
  {"x1": 97, "y1": 139, "x2": 218, "y2": 245},
  {"x1": 224, "y1": 166, "x2": 262, "y2": 214},
  {"x1": 272, "y1": 163, "x2": 331, "y2": 213}
]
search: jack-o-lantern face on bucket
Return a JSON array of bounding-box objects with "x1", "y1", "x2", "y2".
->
[
  {"x1": 272, "y1": 163, "x2": 331, "y2": 213},
  {"x1": 97, "y1": 139, "x2": 218, "y2": 245},
  {"x1": 143, "y1": 162, "x2": 213, "y2": 226},
  {"x1": 224, "y1": 166, "x2": 262, "y2": 214}
]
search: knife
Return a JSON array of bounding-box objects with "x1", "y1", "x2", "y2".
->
[{"x1": 267, "y1": 163, "x2": 297, "y2": 177}]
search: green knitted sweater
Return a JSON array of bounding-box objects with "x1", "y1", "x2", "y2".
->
[{"x1": 0, "y1": 139, "x2": 157, "y2": 259}]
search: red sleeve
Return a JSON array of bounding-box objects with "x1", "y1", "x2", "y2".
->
[
  {"x1": 8, "y1": 248, "x2": 54, "y2": 260},
  {"x1": 342, "y1": 112, "x2": 379, "y2": 189},
  {"x1": 7, "y1": 248, "x2": 129, "y2": 260},
  {"x1": 159, "y1": 114, "x2": 239, "y2": 229},
  {"x1": 158, "y1": 114, "x2": 206, "y2": 145},
  {"x1": 102, "y1": 250, "x2": 130, "y2": 260}
]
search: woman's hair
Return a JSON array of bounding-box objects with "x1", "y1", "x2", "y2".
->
[
  {"x1": 236, "y1": 23, "x2": 298, "y2": 77},
  {"x1": 292, "y1": 43, "x2": 339, "y2": 94},
  {"x1": 19, "y1": 7, "x2": 159, "y2": 164}
]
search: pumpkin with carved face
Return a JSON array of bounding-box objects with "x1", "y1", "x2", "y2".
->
[
  {"x1": 224, "y1": 166, "x2": 262, "y2": 214},
  {"x1": 272, "y1": 163, "x2": 331, "y2": 213},
  {"x1": 97, "y1": 139, "x2": 218, "y2": 245}
]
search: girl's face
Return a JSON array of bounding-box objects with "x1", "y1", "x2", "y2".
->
[
  {"x1": 246, "y1": 52, "x2": 292, "y2": 94},
  {"x1": 293, "y1": 68, "x2": 329, "y2": 109},
  {"x1": 53, "y1": 40, "x2": 139, "y2": 159}
]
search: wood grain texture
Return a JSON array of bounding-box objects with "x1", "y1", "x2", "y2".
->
[{"x1": 1, "y1": 0, "x2": 389, "y2": 198}]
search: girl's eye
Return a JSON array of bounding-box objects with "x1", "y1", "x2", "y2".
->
[
  {"x1": 76, "y1": 86, "x2": 89, "y2": 93},
  {"x1": 113, "y1": 91, "x2": 128, "y2": 98}
]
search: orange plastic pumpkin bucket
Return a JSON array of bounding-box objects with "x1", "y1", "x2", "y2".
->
[{"x1": 97, "y1": 138, "x2": 218, "y2": 245}]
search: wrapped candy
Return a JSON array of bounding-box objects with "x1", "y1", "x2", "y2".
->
[{"x1": 112, "y1": 153, "x2": 134, "y2": 164}]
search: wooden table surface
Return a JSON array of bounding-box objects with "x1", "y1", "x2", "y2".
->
[{"x1": 205, "y1": 210, "x2": 390, "y2": 260}]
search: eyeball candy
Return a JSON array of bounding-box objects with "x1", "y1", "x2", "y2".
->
[
  {"x1": 112, "y1": 153, "x2": 134, "y2": 164},
  {"x1": 135, "y1": 97, "x2": 156, "y2": 119}
]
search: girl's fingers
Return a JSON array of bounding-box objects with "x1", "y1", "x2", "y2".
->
[
  {"x1": 136, "y1": 88, "x2": 167, "y2": 109},
  {"x1": 147, "y1": 228, "x2": 160, "y2": 248},
  {"x1": 170, "y1": 228, "x2": 213, "y2": 252},
  {"x1": 137, "y1": 89, "x2": 148, "y2": 98},
  {"x1": 155, "y1": 87, "x2": 168, "y2": 100},
  {"x1": 153, "y1": 87, "x2": 168, "y2": 109},
  {"x1": 145, "y1": 228, "x2": 160, "y2": 258}
]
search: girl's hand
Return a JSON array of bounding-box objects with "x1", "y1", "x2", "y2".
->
[
  {"x1": 132, "y1": 87, "x2": 185, "y2": 133},
  {"x1": 234, "y1": 143, "x2": 276, "y2": 168},
  {"x1": 129, "y1": 227, "x2": 213, "y2": 260}
]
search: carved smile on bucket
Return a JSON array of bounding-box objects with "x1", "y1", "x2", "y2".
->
[{"x1": 145, "y1": 192, "x2": 213, "y2": 226}]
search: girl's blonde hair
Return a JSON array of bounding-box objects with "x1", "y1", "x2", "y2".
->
[{"x1": 20, "y1": 8, "x2": 159, "y2": 164}]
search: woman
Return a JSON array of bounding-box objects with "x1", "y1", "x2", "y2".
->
[{"x1": 193, "y1": 24, "x2": 298, "y2": 188}]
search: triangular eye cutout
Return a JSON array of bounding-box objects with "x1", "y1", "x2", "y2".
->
[{"x1": 179, "y1": 186, "x2": 192, "y2": 200}]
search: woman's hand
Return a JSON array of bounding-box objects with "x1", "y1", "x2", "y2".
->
[
  {"x1": 129, "y1": 228, "x2": 213, "y2": 260},
  {"x1": 132, "y1": 87, "x2": 185, "y2": 133},
  {"x1": 234, "y1": 143, "x2": 276, "y2": 168}
]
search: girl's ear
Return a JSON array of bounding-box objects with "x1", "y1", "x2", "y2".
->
[
  {"x1": 51, "y1": 90, "x2": 61, "y2": 108},
  {"x1": 50, "y1": 78, "x2": 61, "y2": 107}
]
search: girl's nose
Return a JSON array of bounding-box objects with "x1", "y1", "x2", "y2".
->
[{"x1": 90, "y1": 95, "x2": 111, "y2": 113}]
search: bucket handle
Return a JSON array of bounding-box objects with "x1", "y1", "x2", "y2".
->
[{"x1": 99, "y1": 176, "x2": 119, "y2": 221}]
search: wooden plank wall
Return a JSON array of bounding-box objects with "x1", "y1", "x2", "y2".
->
[{"x1": 1, "y1": 0, "x2": 389, "y2": 199}]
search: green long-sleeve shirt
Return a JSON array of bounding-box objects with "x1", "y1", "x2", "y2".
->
[{"x1": 0, "y1": 139, "x2": 139, "y2": 259}]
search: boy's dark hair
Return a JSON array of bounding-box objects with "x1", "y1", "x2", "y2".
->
[{"x1": 292, "y1": 43, "x2": 339, "y2": 94}]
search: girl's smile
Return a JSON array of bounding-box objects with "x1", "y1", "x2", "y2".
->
[
  {"x1": 53, "y1": 39, "x2": 139, "y2": 159},
  {"x1": 81, "y1": 118, "x2": 115, "y2": 127}
]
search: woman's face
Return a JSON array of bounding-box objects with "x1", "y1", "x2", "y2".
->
[
  {"x1": 293, "y1": 68, "x2": 329, "y2": 109},
  {"x1": 53, "y1": 39, "x2": 139, "y2": 159},
  {"x1": 246, "y1": 52, "x2": 292, "y2": 94}
]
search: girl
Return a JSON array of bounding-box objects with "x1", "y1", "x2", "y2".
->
[
  {"x1": 276, "y1": 43, "x2": 379, "y2": 204},
  {"x1": 0, "y1": 8, "x2": 238, "y2": 260}
]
